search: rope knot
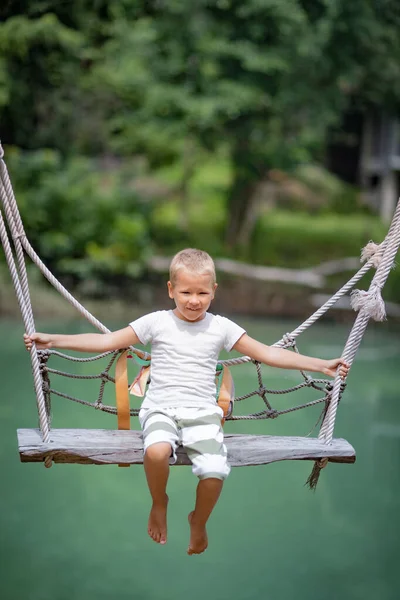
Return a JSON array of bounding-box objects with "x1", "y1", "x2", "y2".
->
[
  {"x1": 350, "y1": 284, "x2": 386, "y2": 321},
  {"x1": 12, "y1": 232, "x2": 26, "y2": 241},
  {"x1": 282, "y1": 333, "x2": 295, "y2": 348},
  {"x1": 38, "y1": 351, "x2": 49, "y2": 372},
  {"x1": 360, "y1": 241, "x2": 382, "y2": 268},
  {"x1": 38, "y1": 350, "x2": 50, "y2": 363},
  {"x1": 304, "y1": 375, "x2": 314, "y2": 386},
  {"x1": 100, "y1": 371, "x2": 110, "y2": 382},
  {"x1": 267, "y1": 409, "x2": 279, "y2": 419}
]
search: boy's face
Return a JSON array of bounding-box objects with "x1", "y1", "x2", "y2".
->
[{"x1": 167, "y1": 269, "x2": 217, "y2": 322}]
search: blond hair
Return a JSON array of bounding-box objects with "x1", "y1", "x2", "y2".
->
[{"x1": 169, "y1": 248, "x2": 216, "y2": 286}]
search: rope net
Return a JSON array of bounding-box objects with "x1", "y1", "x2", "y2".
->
[
  {"x1": 36, "y1": 343, "x2": 344, "y2": 426},
  {"x1": 1, "y1": 141, "x2": 400, "y2": 477}
]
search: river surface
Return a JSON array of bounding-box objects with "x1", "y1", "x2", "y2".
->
[{"x1": 0, "y1": 315, "x2": 399, "y2": 600}]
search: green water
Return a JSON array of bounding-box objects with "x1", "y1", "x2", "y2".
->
[{"x1": 1, "y1": 316, "x2": 400, "y2": 600}]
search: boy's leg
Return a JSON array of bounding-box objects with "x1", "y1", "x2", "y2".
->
[
  {"x1": 140, "y1": 409, "x2": 179, "y2": 545},
  {"x1": 188, "y1": 477, "x2": 224, "y2": 555},
  {"x1": 144, "y1": 442, "x2": 172, "y2": 544},
  {"x1": 180, "y1": 408, "x2": 230, "y2": 555}
]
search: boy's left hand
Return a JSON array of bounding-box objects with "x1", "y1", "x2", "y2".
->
[{"x1": 323, "y1": 358, "x2": 350, "y2": 379}]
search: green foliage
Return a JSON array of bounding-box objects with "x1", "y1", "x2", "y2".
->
[
  {"x1": 0, "y1": 12, "x2": 86, "y2": 150},
  {"x1": 0, "y1": 57, "x2": 10, "y2": 108},
  {"x1": 2, "y1": 1, "x2": 400, "y2": 203},
  {"x1": 0, "y1": 13, "x2": 82, "y2": 56},
  {"x1": 5, "y1": 147, "x2": 151, "y2": 290}
]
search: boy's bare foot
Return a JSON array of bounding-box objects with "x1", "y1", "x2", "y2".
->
[
  {"x1": 148, "y1": 495, "x2": 168, "y2": 544},
  {"x1": 187, "y1": 511, "x2": 208, "y2": 555}
]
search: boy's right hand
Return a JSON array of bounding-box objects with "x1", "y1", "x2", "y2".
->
[{"x1": 24, "y1": 333, "x2": 53, "y2": 351}]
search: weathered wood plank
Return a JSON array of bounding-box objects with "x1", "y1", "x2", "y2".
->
[{"x1": 17, "y1": 429, "x2": 356, "y2": 466}]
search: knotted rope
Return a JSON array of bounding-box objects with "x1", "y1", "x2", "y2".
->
[
  {"x1": 0, "y1": 146, "x2": 52, "y2": 468},
  {"x1": 306, "y1": 200, "x2": 400, "y2": 488}
]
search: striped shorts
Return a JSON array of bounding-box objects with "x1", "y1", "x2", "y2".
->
[{"x1": 139, "y1": 406, "x2": 231, "y2": 480}]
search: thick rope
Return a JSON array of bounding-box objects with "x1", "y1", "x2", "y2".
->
[
  {"x1": 320, "y1": 198, "x2": 400, "y2": 445},
  {"x1": 219, "y1": 255, "x2": 376, "y2": 369},
  {"x1": 0, "y1": 168, "x2": 52, "y2": 467},
  {"x1": 306, "y1": 199, "x2": 400, "y2": 489}
]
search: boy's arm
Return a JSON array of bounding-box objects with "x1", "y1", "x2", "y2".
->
[
  {"x1": 23, "y1": 326, "x2": 140, "y2": 353},
  {"x1": 232, "y1": 334, "x2": 349, "y2": 379}
]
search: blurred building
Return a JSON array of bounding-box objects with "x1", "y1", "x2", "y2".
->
[
  {"x1": 360, "y1": 113, "x2": 400, "y2": 222},
  {"x1": 327, "y1": 111, "x2": 400, "y2": 222}
]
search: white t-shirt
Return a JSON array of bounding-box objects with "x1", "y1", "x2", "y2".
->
[{"x1": 129, "y1": 310, "x2": 246, "y2": 409}]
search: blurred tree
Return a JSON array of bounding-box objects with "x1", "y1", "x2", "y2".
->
[
  {"x1": 1, "y1": 0, "x2": 400, "y2": 246},
  {"x1": 5, "y1": 147, "x2": 151, "y2": 289},
  {"x1": 88, "y1": 0, "x2": 400, "y2": 245},
  {"x1": 0, "y1": 9, "x2": 84, "y2": 151}
]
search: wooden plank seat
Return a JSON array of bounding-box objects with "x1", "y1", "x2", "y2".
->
[{"x1": 17, "y1": 429, "x2": 356, "y2": 466}]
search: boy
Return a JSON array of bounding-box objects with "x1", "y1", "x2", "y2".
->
[{"x1": 24, "y1": 248, "x2": 349, "y2": 555}]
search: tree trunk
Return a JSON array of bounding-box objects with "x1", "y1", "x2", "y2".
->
[
  {"x1": 178, "y1": 136, "x2": 196, "y2": 229},
  {"x1": 225, "y1": 134, "x2": 264, "y2": 249}
]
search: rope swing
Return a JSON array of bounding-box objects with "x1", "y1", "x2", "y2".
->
[{"x1": 1, "y1": 141, "x2": 400, "y2": 487}]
